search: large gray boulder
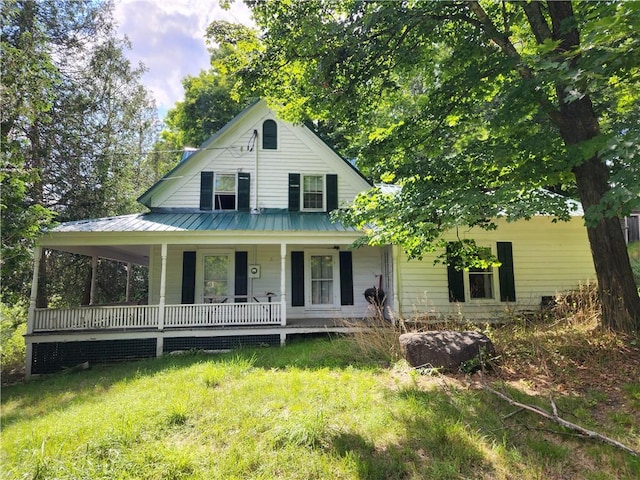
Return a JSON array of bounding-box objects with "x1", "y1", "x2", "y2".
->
[{"x1": 399, "y1": 331, "x2": 495, "y2": 371}]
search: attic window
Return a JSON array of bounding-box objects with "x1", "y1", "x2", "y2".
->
[
  {"x1": 214, "y1": 173, "x2": 236, "y2": 210},
  {"x1": 303, "y1": 175, "x2": 323, "y2": 210},
  {"x1": 262, "y1": 119, "x2": 277, "y2": 149}
]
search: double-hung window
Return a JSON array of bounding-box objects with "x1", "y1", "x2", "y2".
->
[
  {"x1": 310, "y1": 254, "x2": 334, "y2": 305},
  {"x1": 468, "y1": 263, "x2": 494, "y2": 299},
  {"x1": 447, "y1": 242, "x2": 516, "y2": 302},
  {"x1": 303, "y1": 175, "x2": 324, "y2": 211},
  {"x1": 214, "y1": 173, "x2": 237, "y2": 210}
]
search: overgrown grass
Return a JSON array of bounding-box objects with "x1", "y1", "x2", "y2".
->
[
  {"x1": 3, "y1": 331, "x2": 639, "y2": 479},
  {"x1": 629, "y1": 241, "x2": 640, "y2": 289},
  {"x1": 0, "y1": 302, "x2": 27, "y2": 383}
]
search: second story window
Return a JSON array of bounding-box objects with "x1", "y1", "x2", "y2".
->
[
  {"x1": 214, "y1": 173, "x2": 237, "y2": 210},
  {"x1": 262, "y1": 119, "x2": 277, "y2": 149},
  {"x1": 303, "y1": 175, "x2": 323, "y2": 210}
]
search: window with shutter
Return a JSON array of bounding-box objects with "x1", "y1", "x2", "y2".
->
[{"x1": 201, "y1": 172, "x2": 250, "y2": 211}]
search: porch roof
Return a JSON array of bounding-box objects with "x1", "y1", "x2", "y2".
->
[{"x1": 51, "y1": 210, "x2": 358, "y2": 234}]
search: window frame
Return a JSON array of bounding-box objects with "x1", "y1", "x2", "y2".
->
[
  {"x1": 301, "y1": 174, "x2": 325, "y2": 212},
  {"x1": 262, "y1": 119, "x2": 278, "y2": 150},
  {"x1": 304, "y1": 250, "x2": 340, "y2": 309},
  {"x1": 213, "y1": 172, "x2": 237, "y2": 211},
  {"x1": 463, "y1": 246, "x2": 498, "y2": 302},
  {"x1": 195, "y1": 250, "x2": 235, "y2": 303}
]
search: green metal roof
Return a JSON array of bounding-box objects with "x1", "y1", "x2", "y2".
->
[{"x1": 51, "y1": 210, "x2": 358, "y2": 234}]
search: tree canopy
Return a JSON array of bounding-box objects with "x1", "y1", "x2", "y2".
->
[
  {"x1": 1, "y1": 0, "x2": 158, "y2": 305},
  {"x1": 229, "y1": 0, "x2": 639, "y2": 331}
]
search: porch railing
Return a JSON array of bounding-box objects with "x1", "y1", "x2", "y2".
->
[
  {"x1": 165, "y1": 302, "x2": 281, "y2": 327},
  {"x1": 33, "y1": 305, "x2": 158, "y2": 331},
  {"x1": 32, "y1": 301, "x2": 281, "y2": 332}
]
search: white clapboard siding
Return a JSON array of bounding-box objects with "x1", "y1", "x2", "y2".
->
[
  {"x1": 396, "y1": 216, "x2": 595, "y2": 319},
  {"x1": 152, "y1": 102, "x2": 369, "y2": 210}
]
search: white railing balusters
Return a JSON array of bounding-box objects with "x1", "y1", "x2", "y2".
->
[{"x1": 33, "y1": 301, "x2": 281, "y2": 332}]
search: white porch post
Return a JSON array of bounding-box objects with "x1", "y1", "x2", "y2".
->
[
  {"x1": 157, "y1": 243, "x2": 168, "y2": 357},
  {"x1": 89, "y1": 255, "x2": 98, "y2": 305},
  {"x1": 158, "y1": 243, "x2": 168, "y2": 331},
  {"x1": 280, "y1": 242, "x2": 287, "y2": 326},
  {"x1": 26, "y1": 246, "x2": 42, "y2": 378},
  {"x1": 27, "y1": 247, "x2": 42, "y2": 336}
]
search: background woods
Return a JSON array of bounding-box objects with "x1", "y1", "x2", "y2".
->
[{"x1": 1, "y1": 0, "x2": 159, "y2": 306}]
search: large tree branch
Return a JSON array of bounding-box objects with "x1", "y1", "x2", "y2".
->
[
  {"x1": 522, "y1": 1, "x2": 552, "y2": 43},
  {"x1": 466, "y1": 1, "x2": 563, "y2": 125},
  {"x1": 481, "y1": 379, "x2": 640, "y2": 458},
  {"x1": 467, "y1": 1, "x2": 528, "y2": 73}
]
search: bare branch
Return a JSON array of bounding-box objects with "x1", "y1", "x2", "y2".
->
[
  {"x1": 481, "y1": 376, "x2": 640, "y2": 458},
  {"x1": 467, "y1": 1, "x2": 524, "y2": 65}
]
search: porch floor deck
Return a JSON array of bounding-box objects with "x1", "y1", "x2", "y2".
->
[{"x1": 26, "y1": 316, "x2": 373, "y2": 337}]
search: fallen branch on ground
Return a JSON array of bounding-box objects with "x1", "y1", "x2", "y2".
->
[{"x1": 479, "y1": 374, "x2": 639, "y2": 458}]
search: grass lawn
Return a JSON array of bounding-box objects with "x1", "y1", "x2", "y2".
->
[{"x1": 2, "y1": 323, "x2": 640, "y2": 479}]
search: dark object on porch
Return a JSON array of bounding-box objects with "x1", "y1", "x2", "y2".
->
[
  {"x1": 364, "y1": 287, "x2": 385, "y2": 307},
  {"x1": 399, "y1": 331, "x2": 495, "y2": 372}
]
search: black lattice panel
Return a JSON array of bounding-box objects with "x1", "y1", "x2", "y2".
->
[
  {"x1": 31, "y1": 339, "x2": 157, "y2": 374},
  {"x1": 163, "y1": 335, "x2": 280, "y2": 352}
]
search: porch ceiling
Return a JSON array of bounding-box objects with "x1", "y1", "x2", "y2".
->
[{"x1": 52, "y1": 245, "x2": 150, "y2": 266}]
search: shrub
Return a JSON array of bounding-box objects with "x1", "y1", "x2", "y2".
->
[
  {"x1": 546, "y1": 281, "x2": 601, "y2": 325},
  {"x1": 1, "y1": 302, "x2": 27, "y2": 382}
]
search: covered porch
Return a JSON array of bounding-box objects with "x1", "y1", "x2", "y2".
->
[{"x1": 26, "y1": 211, "x2": 395, "y2": 376}]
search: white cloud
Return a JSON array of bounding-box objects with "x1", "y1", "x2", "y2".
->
[{"x1": 113, "y1": 0, "x2": 254, "y2": 118}]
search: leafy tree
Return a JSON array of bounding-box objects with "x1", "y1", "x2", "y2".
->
[
  {"x1": 1, "y1": 0, "x2": 159, "y2": 306},
  {"x1": 237, "y1": 0, "x2": 640, "y2": 332}
]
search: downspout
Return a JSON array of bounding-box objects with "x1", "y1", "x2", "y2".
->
[{"x1": 252, "y1": 129, "x2": 259, "y2": 213}]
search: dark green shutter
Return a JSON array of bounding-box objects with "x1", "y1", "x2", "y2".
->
[
  {"x1": 291, "y1": 251, "x2": 305, "y2": 306},
  {"x1": 263, "y1": 120, "x2": 277, "y2": 149},
  {"x1": 200, "y1": 172, "x2": 213, "y2": 210},
  {"x1": 497, "y1": 242, "x2": 516, "y2": 302},
  {"x1": 288, "y1": 173, "x2": 300, "y2": 212},
  {"x1": 237, "y1": 172, "x2": 250, "y2": 211},
  {"x1": 339, "y1": 251, "x2": 354, "y2": 305},
  {"x1": 235, "y1": 251, "x2": 248, "y2": 303},
  {"x1": 326, "y1": 174, "x2": 338, "y2": 212},
  {"x1": 181, "y1": 251, "x2": 196, "y2": 304},
  {"x1": 446, "y1": 243, "x2": 465, "y2": 302}
]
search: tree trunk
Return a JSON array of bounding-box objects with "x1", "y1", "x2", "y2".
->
[
  {"x1": 572, "y1": 156, "x2": 640, "y2": 332},
  {"x1": 546, "y1": 1, "x2": 640, "y2": 332}
]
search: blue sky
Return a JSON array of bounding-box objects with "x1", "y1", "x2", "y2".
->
[{"x1": 114, "y1": 0, "x2": 254, "y2": 120}]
